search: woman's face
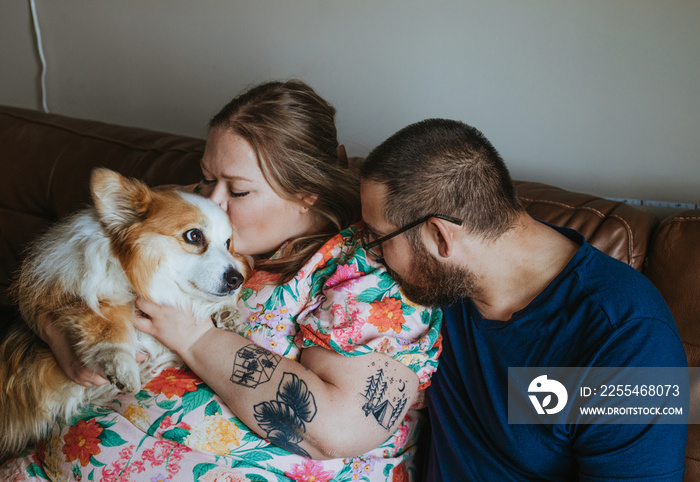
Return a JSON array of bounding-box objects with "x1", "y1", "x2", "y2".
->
[{"x1": 199, "y1": 128, "x2": 317, "y2": 256}]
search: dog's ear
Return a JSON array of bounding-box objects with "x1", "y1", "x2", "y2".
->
[{"x1": 91, "y1": 168, "x2": 153, "y2": 232}]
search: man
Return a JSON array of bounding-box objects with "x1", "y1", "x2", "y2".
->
[{"x1": 359, "y1": 118, "x2": 687, "y2": 480}]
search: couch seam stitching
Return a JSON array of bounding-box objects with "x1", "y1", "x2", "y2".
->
[
  {"x1": 656, "y1": 216, "x2": 700, "y2": 234},
  {"x1": 519, "y1": 197, "x2": 605, "y2": 218}
]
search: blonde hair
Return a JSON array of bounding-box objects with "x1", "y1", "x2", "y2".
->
[{"x1": 209, "y1": 80, "x2": 360, "y2": 283}]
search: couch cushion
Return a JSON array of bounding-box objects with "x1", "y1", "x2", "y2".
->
[
  {"x1": 644, "y1": 210, "x2": 700, "y2": 482},
  {"x1": 515, "y1": 181, "x2": 659, "y2": 271},
  {"x1": 644, "y1": 210, "x2": 700, "y2": 365}
]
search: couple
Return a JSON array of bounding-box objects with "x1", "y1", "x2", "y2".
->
[{"x1": 2, "y1": 80, "x2": 687, "y2": 481}]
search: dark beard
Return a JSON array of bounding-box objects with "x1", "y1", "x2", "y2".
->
[{"x1": 387, "y1": 241, "x2": 478, "y2": 307}]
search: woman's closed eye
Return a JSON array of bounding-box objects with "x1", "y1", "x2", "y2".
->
[
  {"x1": 200, "y1": 178, "x2": 249, "y2": 198},
  {"x1": 229, "y1": 190, "x2": 249, "y2": 198}
]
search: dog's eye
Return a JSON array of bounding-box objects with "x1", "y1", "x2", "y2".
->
[
  {"x1": 183, "y1": 229, "x2": 204, "y2": 245},
  {"x1": 225, "y1": 239, "x2": 231, "y2": 250}
]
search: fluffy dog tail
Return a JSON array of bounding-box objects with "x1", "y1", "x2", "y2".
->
[{"x1": 0, "y1": 322, "x2": 74, "y2": 461}]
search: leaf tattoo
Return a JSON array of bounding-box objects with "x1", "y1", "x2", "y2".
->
[{"x1": 253, "y1": 372, "x2": 317, "y2": 457}]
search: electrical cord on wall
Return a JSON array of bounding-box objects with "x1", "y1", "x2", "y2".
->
[{"x1": 29, "y1": 0, "x2": 49, "y2": 113}]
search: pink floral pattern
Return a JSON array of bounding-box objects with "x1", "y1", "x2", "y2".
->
[
  {"x1": 285, "y1": 460, "x2": 335, "y2": 482},
  {"x1": 1, "y1": 224, "x2": 441, "y2": 481}
]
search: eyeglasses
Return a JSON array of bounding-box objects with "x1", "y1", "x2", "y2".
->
[{"x1": 361, "y1": 214, "x2": 463, "y2": 260}]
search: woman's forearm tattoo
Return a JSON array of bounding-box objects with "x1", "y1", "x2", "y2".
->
[
  {"x1": 230, "y1": 344, "x2": 282, "y2": 388},
  {"x1": 253, "y1": 372, "x2": 317, "y2": 457}
]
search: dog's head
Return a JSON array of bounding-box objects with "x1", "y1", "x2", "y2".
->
[{"x1": 90, "y1": 168, "x2": 252, "y2": 319}]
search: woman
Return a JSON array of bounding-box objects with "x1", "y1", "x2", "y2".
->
[{"x1": 2, "y1": 80, "x2": 441, "y2": 481}]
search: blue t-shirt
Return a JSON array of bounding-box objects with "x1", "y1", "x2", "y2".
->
[{"x1": 424, "y1": 225, "x2": 687, "y2": 481}]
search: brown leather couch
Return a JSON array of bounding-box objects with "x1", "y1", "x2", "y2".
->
[{"x1": 1, "y1": 105, "x2": 698, "y2": 478}]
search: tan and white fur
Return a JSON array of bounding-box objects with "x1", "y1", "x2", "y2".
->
[{"x1": 0, "y1": 168, "x2": 251, "y2": 460}]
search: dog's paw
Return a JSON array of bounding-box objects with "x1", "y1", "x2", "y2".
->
[
  {"x1": 212, "y1": 308, "x2": 241, "y2": 331},
  {"x1": 91, "y1": 346, "x2": 142, "y2": 393}
]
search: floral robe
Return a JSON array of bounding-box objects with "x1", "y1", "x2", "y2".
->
[{"x1": 1, "y1": 224, "x2": 442, "y2": 482}]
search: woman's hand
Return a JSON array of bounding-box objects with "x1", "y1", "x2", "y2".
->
[
  {"x1": 39, "y1": 317, "x2": 109, "y2": 387},
  {"x1": 133, "y1": 298, "x2": 214, "y2": 358}
]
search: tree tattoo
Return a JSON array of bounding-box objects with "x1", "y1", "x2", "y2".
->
[
  {"x1": 230, "y1": 344, "x2": 281, "y2": 388},
  {"x1": 362, "y1": 367, "x2": 408, "y2": 430},
  {"x1": 253, "y1": 372, "x2": 317, "y2": 457}
]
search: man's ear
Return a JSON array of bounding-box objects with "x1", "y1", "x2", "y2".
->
[{"x1": 424, "y1": 217, "x2": 457, "y2": 259}]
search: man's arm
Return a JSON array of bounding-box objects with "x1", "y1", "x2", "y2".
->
[{"x1": 574, "y1": 319, "x2": 688, "y2": 480}]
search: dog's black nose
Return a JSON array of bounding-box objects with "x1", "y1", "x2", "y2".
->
[{"x1": 223, "y1": 267, "x2": 244, "y2": 291}]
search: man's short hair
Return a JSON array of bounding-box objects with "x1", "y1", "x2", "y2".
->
[{"x1": 360, "y1": 118, "x2": 523, "y2": 242}]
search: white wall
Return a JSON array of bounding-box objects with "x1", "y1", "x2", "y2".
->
[{"x1": 2, "y1": 0, "x2": 699, "y2": 205}]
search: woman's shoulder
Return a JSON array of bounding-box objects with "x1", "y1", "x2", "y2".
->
[
  {"x1": 299, "y1": 222, "x2": 386, "y2": 280},
  {"x1": 294, "y1": 223, "x2": 443, "y2": 387}
]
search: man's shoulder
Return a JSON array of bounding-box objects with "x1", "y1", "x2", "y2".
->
[
  {"x1": 574, "y1": 244, "x2": 673, "y2": 328},
  {"x1": 565, "y1": 246, "x2": 684, "y2": 367}
]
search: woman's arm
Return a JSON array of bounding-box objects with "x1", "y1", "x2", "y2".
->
[
  {"x1": 40, "y1": 313, "x2": 147, "y2": 387},
  {"x1": 134, "y1": 298, "x2": 419, "y2": 460},
  {"x1": 38, "y1": 315, "x2": 110, "y2": 387}
]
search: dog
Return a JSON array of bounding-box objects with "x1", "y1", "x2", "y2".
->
[{"x1": 0, "y1": 168, "x2": 252, "y2": 460}]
